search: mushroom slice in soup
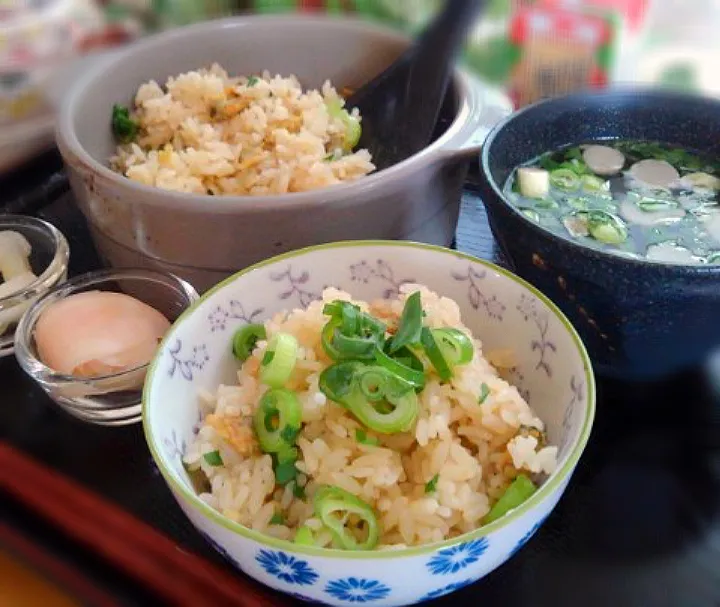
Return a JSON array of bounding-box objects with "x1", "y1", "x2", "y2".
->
[
  {"x1": 683, "y1": 172, "x2": 720, "y2": 191},
  {"x1": 563, "y1": 212, "x2": 590, "y2": 237},
  {"x1": 620, "y1": 200, "x2": 685, "y2": 227},
  {"x1": 646, "y1": 242, "x2": 702, "y2": 265},
  {"x1": 629, "y1": 159, "x2": 680, "y2": 189},
  {"x1": 706, "y1": 213, "x2": 720, "y2": 245},
  {"x1": 582, "y1": 145, "x2": 625, "y2": 176}
]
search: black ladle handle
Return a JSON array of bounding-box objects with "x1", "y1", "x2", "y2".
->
[
  {"x1": 415, "y1": 0, "x2": 486, "y2": 60},
  {"x1": 349, "y1": 0, "x2": 483, "y2": 108},
  {"x1": 407, "y1": 0, "x2": 486, "y2": 137},
  {"x1": 346, "y1": 0, "x2": 486, "y2": 169}
]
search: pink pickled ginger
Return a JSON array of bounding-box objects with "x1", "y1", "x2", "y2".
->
[{"x1": 35, "y1": 291, "x2": 170, "y2": 377}]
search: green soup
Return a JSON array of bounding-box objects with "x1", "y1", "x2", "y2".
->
[{"x1": 504, "y1": 141, "x2": 720, "y2": 264}]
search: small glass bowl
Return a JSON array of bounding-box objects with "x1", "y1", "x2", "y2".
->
[
  {"x1": 14, "y1": 268, "x2": 199, "y2": 426},
  {"x1": 0, "y1": 214, "x2": 69, "y2": 358}
]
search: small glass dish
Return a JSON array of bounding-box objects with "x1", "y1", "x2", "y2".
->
[
  {"x1": 0, "y1": 215, "x2": 69, "y2": 358},
  {"x1": 15, "y1": 268, "x2": 199, "y2": 426}
]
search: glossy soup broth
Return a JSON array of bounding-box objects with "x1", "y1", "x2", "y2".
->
[{"x1": 504, "y1": 141, "x2": 720, "y2": 264}]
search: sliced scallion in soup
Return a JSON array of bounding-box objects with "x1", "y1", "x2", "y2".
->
[{"x1": 505, "y1": 141, "x2": 720, "y2": 264}]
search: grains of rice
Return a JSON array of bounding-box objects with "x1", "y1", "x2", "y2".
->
[
  {"x1": 110, "y1": 64, "x2": 374, "y2": 195},
  {"x1": 184, "y1": 284, "x2": 558, "y2": 548}
]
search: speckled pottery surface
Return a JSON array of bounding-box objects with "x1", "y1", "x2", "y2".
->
[
  {"x1": 56, "y1": 15, "x2": 512, "y2": 293},
  {"x1": 479, "y1": 88, "x2": 720, "y2": 381},
  {"x1": 142, "y1": 241, "x2": 595, "y2": 606}
]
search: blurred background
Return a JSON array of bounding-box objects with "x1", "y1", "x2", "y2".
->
[{"x1": 2, "y1": 0, "x2": 720, "y2": 173}]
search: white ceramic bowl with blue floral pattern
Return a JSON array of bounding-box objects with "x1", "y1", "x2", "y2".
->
[{"x1": 142, "y1": 241, "x2": 595, "y2": 606}]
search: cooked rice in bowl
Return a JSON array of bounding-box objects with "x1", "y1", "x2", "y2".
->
[
  {"x1": 110, "y1": 64, "x2": 375, "y2": 195},
  {"x1": 184, "y1": 284, "x2": 558, "y2": 550}
]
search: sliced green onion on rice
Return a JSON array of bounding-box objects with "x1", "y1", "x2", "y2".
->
[{"x1": 260, "y1": 332, "x2": 298, "y2": 388}]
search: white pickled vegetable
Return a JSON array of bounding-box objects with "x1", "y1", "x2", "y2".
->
[
  {"x1": 35, "y1": 291, "x2": 171, "y2": 378},
  {"x1": 0, "y1": 231, "x2": 37, "y2": 335},
  {"x1": 0, "y1": 231, "x2": 33, "y2": 280},
  {"x1": 0, "y1": 271, "x2": 36, "y2": 299},
  {"x1": 517, "y1": 167, "x2": 550, "y2": 199},
  {"x1": 0, "y1": 272, "x2": 38, "y2": 335}
]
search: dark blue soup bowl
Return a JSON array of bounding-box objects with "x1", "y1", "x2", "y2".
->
[{"x1": 479, "y1": 88, "x2": 720, "y2": 380}]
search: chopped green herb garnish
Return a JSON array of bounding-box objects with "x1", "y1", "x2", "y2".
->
[
  {"x1": 478, "y1": 383, "x2": 490, "y2": 404},
  {"x1": 425, "y1": 474, "x2": 440, "y2": 494},
  {"x1": 261, "y1": 349, "x2": 275, "y2": 366},
  {"x1": 355, "y1": 429, "x2": 379, "y2": 446},
  {"x1": 615, "y1": 141, "x2": 709, "y2": 171},
  {"x1": 376, "y1": 344, "x2": 425, "y2": 390},
  {"x1": 247, "y1": 75, "x2": 259, "y2": 87},
  {"x1": 586, "y1": 210, "x2": 628, "y2": 245},
  {"x1": 320, "y1": 361, "x2": 418, "y2": 434},
  {"x1": 420, "y1": 327, "x2": 452, "y2": 381},
  {"x1": 325, "y1": 97, "x2": 362, "y2": 151},
  {"x1": 203, "y1": 450, "x2": 223, "y2": 466},
  {"x1": 388, "y1": 291, "x2": 423, "y2": 354},
  {"x1": 535, "y1": 198, "x2": 560, "y2": 210},
  {"x1": 274, "y1": 460, "x2": 298, "y2": 485},
  {"x1": 539, "y1": 155, "x2": 560, "y2": 172},
  {"x1": 520, "y1": 208, "x2": 540, "y2": 222},
  {"x1": 550, "y1": 168, "x2": 580, "y2": 191},
  {"x1": 484, "y1": 475, "x2": 537, "y2": 523},
  {"x1": 564, "y1": 146, "x2": 584, "y2": 162},
  {"x1": 270, "y1": 513, "x2": 285, "y2": 525},
  {"x1": 314, "y1": 485, "x2": 379, "y2": 550},
  {"x1": 232, "y1": 323, "x2": 266, "y2": 362},
  {"x1": 277, "y1": 445, "x2": 298, "y2": 464},
  {"x1": 293, "y1": 482, "x2": 306, "y2": 499},
  {"x1": 280, "y1": 425, "x2": 300, "y2": 444},
  {"x1": 111, "y1": 104, "x2": 139, "y2": 144},
  {"x1": 558, "y1": 157, "x2": 591, "y2": 176},
  {"x1": 259, "y1": 333, "x2": 299, "y2": 388},
  {"x1": 254, "y1": 389, "x2": 302, "y2": 454},
  {"x1": 432, "y1": 328, "x2": 474, "y2": 367},
  {"x1": 320, "y1": 301, "x2": 386, "y2": 362}
]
